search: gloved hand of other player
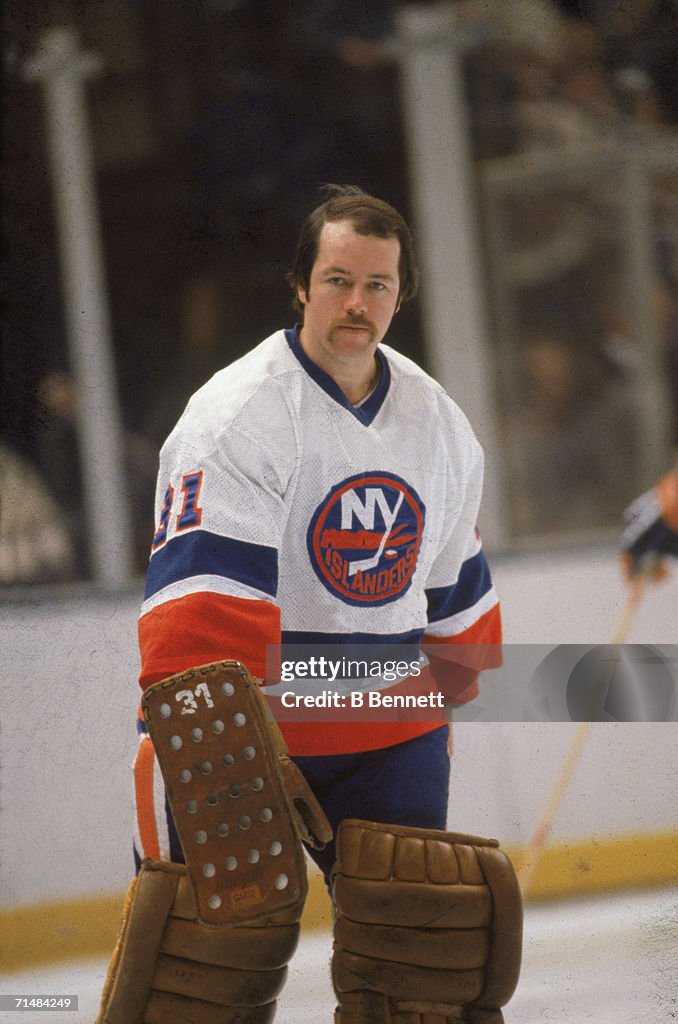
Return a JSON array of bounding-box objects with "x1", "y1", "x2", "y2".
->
[{"x1": 621, "y1": 470, "x2": 678, "y2": 580}]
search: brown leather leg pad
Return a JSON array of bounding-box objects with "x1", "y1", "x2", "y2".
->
[
  {"x1": 98, "y1": 859, "x2": 302, "y2": 1024},
  {"x1": 331, "y1": 820, "x2": 522, "y2": 1024}
]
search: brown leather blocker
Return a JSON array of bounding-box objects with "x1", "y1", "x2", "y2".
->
[
  {"x1": 142, "y1": 660, "x2": 331, "y2": 926},
  {"x1": 98, "y1": 859, "x2": 301, "y2": 1024},
  {"x1": 331, "y1": 820, "x2": 523, "y2": 1024}
]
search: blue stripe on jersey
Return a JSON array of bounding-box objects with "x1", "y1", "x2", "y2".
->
[
  {"x1": 144, "y1": 529, "x2": 278, "y2": 600},
  {"x1": 281, "y1": 628, "x2": 423, "y2": 646},
  {"x1": 284, "y1": 326, "x2": 391, "y2": 425},
  {"x1": 425, "y1": 549, "x2": 493, "y2": 624}
]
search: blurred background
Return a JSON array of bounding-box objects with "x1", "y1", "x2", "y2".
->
[
  {"x1": 3, "y1": 0, "x2": 678, "y2": 585},
  {"x1": 1, "y1": 2, "x2": 677, "y2": 1014}
]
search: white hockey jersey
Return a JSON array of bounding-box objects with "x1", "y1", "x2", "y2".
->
[{"x1": 138, "y1": 327, "x2": 501, "y2": 756}]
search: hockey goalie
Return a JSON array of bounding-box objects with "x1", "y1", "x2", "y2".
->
[{"x1": 99, "y1": 185, "x2": 523, "y2": 1021}]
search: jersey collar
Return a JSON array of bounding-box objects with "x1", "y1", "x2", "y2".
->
[{"x1": 284, "y1": 325, "x2": 391, "y2": 426}]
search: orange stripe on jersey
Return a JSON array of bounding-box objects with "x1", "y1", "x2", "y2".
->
[
  {"x1": 134, "y1": 736, "x2": 160, "y2": 861},
  {"x1": 424, "y1": 601, "x2": 502, "y2": 653},
  {"x1": 138, "y1": 591, "x2": 281, "y2": 689},
  {"x1": 423, "y1": 602, "x2": 502, "y2": 703}
]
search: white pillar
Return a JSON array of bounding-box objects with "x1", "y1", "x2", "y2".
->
[
  {"x1": 25, "y1": 27, "x2": 133, "y2": 586},
  {"x1": 394, "y1": 3, "x2": 506, "y2": 549}
]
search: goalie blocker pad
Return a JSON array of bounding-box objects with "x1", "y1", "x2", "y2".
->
[
  {"x1": 142, "y1": 660, "x2": 331, "y2": 927},
  {"x1": 331, "y1": 819, "x2": 523, "y2": 1023},
  {"x1": 97, "y1": 859, "x2": 301, "y2": 1024}
]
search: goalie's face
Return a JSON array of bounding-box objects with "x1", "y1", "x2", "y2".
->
[{"x1": 297, "y1": 220, "x2": 401, "y2": 382}]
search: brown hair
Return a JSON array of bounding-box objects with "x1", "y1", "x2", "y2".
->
[{"x1": 288, "y1": 184, "x2": 419, "y2": 313}]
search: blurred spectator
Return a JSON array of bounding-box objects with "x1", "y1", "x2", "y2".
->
[
  {"x1": 460, "y1": 0, "x2": 620, "y2": 300},
  {"x1": 459, "y1": 0, "x2": 608, "y2": 153},
  {"x1": 35, "y1": 371, "x2": 89, "y2": 576},
  {"x1": 0, "y1": 440, "x2": 75, "y2": 585},
  {"x1": 508, "y1": 331, "x2": 636, "y2": 532},
  {"x1": 141, "y1": 273, "x2": 229, "y2": 446},
  {"x1": 457, "y1": 0, "x2": 678, "y2": 152},
  {"x1": 656, "y1": 220, "x2": 678, "y2": 447},
  {"x1": 35, "y1": 370, "x2": 158, "y2": 577},
  {"x1": 667, "y1": 318, "x2": 678, "y2": 446},
  {"x1": 291, "y1": 0, "x2": 407, "y2": 205},
  {"x1": 598, "y1": 261, "x2": 678, "y2": 450},
  {"x1": 125, "y1": 429, "x2": 160, "y2": 573},
  {"x1": 578, "y1": 0, "x2": 678, "y2": 125},
  {"x1": 165, "y1": 0, "x2": 302, "y2": 252}
]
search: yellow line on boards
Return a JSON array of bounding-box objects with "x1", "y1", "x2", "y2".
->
[
  {"x1": 1, "y1": 893, "x2": 126, "y2": 973},
  {"x1": 506, "y1": 829, "x2": 678, "y2": 901},
  {"x1": 2, "y1": 831, "x2": 676, "y2": 972}
]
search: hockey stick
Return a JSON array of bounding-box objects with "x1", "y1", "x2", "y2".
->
[{"x1": 516, "y1": 574, "x2": 647, "y2": 895}]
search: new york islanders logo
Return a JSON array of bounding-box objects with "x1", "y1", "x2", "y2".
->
[{"x1": 307, "y1": 472, "x2": 425, "y2": 605}]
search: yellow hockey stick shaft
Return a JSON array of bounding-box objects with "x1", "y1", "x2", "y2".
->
[{"x1": 517, "y1": 575, "x2": 647, "y2": 894}]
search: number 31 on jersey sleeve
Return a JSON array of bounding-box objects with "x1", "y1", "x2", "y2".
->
[{"x1": 152, "y1": 471, "x2": 204, "y2": 550}]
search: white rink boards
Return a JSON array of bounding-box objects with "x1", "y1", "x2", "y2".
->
[{"x1": 2, "y1": 546, "x2": 676, "y2": 909}]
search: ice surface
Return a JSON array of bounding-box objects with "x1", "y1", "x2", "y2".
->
[{"x1": 2, "y1": 887, "x2": 675, "y2": 1023}]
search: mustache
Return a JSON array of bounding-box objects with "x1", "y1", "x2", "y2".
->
[{"x1": 332, "y1": 316, "x2": 377, "y2": 332}]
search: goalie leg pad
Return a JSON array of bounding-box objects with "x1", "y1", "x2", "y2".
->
[
  {"x1": 331, "y1": 820, "x2": 522, "y2": 1024},
  {"x1": 97, "y1": 859, "x2": 302, "y2": 1024}
]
